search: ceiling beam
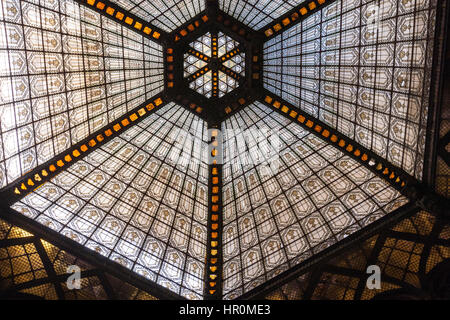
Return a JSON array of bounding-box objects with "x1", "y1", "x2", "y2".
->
[
  {"x1": 0, "y1": 204, "x2": 185, "y2": 300},
  {"x1": 206, "y1": 0, "x2": 219, "y2": 11},
  {"x1": 204, "y1": 124, "x2": 223, "y2": 299},
  {"x1": 75, "y1": 0, "x2": 167, "y2": 43},
  {"x1": 186, "y1": 65, "x2": 211, "y2": 82},
  {"x1": 171, "y1": 12, "x2": 212, "y2": 46},
  {"x1": 219, "y1": 45, "x2": 245, "y2": 63},
  {"x1": 186, "y1": 48, "x2": 212, "y2": 63},
  {"x1": 0, "y1": 94, "x2": 168, "y2": 205},
  {"x1": 33, "y1": 238, "x2": 66, "y2": 299},
  {"x1": 259, "y1": 0, "x2": 337, "y2": 41},
  {"x1": 238, "y1": 203, "x2": 419, "y2": 299}
]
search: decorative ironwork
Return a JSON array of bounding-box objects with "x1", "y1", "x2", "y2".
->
[{"x1": 0, "y1": 0, "x2": 447, "y2": 301}]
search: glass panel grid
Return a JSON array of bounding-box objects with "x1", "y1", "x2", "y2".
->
[
  {"x1": 219, "y1": 0, "x2": 304, "y2": 30},
  {"x1": 263, "y1": 0, "x2": 437, "y2": 180},
  {"x1": 12, "y1": 103, "x2": 209, "y2": 300},
  {"x1": 221, "y1": 102, "x2": 409, "y2": 299},
  {"x1": 109, "y1": 0, "x2": 205, "y2": 33},
  {"x1": 0, "y1": 0, "x2": 164, "y2": 188},
  {"x1": 184, "y1": 32, "x2": 244, "y2": 98}
]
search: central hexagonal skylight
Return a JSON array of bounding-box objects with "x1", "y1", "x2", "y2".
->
[{"x1": 184, "y1": 31, "x2": 245, "y2": 98}]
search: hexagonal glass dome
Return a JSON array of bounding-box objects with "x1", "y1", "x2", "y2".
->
[{"x1": 184, "y1": 32, "x2": 245, "y2": 98}]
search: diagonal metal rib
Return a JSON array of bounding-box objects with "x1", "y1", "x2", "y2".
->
[
  {"x1": 186, "y1": 65, "x2": 211, "y2": 82},
  {"x1": 186, "y1": 47, "x2": 212, "y2": 63},
  {"x1": 75, "y1": 0, "x2": 167, "y2": 43},
  {"x1": 0, "y1": 94, "x2": 168, "y2": 205},
  {"x1": 219, "y1": 44, "x2": 245, "y2": 63},
  {"x1": 0, "y1": 204, "x2": 184, "y2": 300},
  {"x1": 219, "y1": 65, "x2": 243, "y2": 82},
  {"x1": 259, "y1": 0, "x2": 337, "y2": 41}
]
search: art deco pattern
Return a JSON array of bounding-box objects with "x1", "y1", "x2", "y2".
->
[
  {"x1": 12, "y1": 103, "x2": 210, "y2": 299},
  {"x1": 0, "y1": 0, "x2": 444, "y2": 301},
  {"x1": 263, "y1": 0, "x2": 434, "y2": 180},
  {"x1": 221, "y1": 102, "x2": 408, "y2": 299},
  {"x1": 108, "y1": 0, "x2": 205, "y2": 32},
  {"x1": 0, "y1": 0, "x2": 164, "y2": 188}
]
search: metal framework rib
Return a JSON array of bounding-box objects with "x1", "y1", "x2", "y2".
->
[
  {"x1": 0, "y1": 204, "x2": 184, "y2": 300},
  {"x1": 259, "y1": 0, "x2": 337, "y2": 40},
  {"x1": 219, "y1": 45, "x2": 244, "y2": 63},
  {"x1": 204, "y1": 125, "x2": 223, "y2": 299},
  {"x1": 75, "y1": 0, "x2": 167, "y2": 43},
  {"x1": 186, "y1": 65, "x2": 211, "y2": 82},
  {"x1": 0, "y1": 0, "x2": 447, "y2": 302},
  {"x1": 0, "y1": 95, "x2": 168, "y2": 205},
  {"x1": 219, "y1": 65, "x2": 243, "y2": 82},
  {"x1": 186, "y1": 48, "x2": 212, "y2": 63},
  {"x1": 238, "y1": 203, "x2": 419, "y2": 299}
]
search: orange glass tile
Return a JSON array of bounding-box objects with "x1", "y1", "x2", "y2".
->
[
  {"x1": 116, "y1": 12, "x2": 124, "y2": 20},
  {"x1": 106, "y1": 7, "x2": 114, "y2": 15}
]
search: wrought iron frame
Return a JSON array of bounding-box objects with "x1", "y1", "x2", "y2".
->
[{"x1": 0, "y1": 0, "x2": 448, "y2": 300}]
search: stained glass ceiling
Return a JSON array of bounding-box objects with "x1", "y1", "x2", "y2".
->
[
  {"x1": 0, "y1": 0, "x2": 164, "y2": 189},
  {"x1": 219, "y1": 0, "x2": 305, "y2": 30},
  {"x1": 263, "y1": 0, "x2": 434, "y2": 180},
  {"x1": 0, "y1": 0, "x2": 443, "y2": 301}
]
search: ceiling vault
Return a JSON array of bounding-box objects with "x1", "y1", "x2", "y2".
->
[
  {"x1": 0, "y1": 204, "x2": 185, "y2": 300},
  {"x1": 0, "y1": 0, "x2": 448, "y2": 301}
]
